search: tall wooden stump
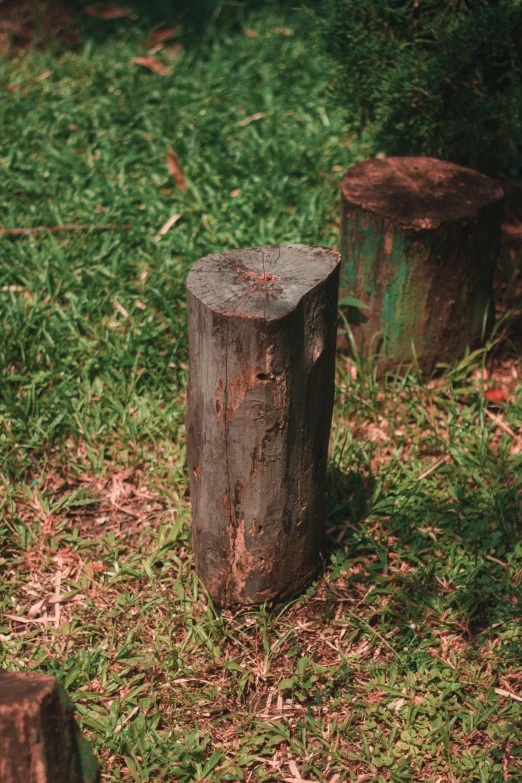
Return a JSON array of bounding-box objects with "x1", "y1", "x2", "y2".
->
[
  {"x1": 0, "y1": 671, "x2": 100, "y2": 783},
  {"x1": 186, "y1": 244, "x2": 340, "y2": 607},
  {"x1": 340, "y1": 157, "x2": 504, "y2": 373}
]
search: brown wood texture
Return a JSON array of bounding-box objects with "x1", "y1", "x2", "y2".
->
[
  {"x1": 0, "y1": 671, "x2": 100, "y2": 783},
  {"x1": 339, "y1": 157, "x2": 505, "y2": 373},
  {"x1": 186, "y1": 244, "x2": 340, "y2": 607}
]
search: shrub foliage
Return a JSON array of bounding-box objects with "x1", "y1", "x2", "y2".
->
[{"x1": 325, "y1": 0, "x2": 522, "y2": 174}]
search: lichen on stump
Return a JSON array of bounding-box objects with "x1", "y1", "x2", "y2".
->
[
  {"x1": 340, "y1": 156, "x2": 504, "y2": 373},
  {"x1": 186, "y1": 244, "x2": 340, "y2": 607},
  {"x1": 0, "y1": 670, "x2": 100, "y2": 783}
]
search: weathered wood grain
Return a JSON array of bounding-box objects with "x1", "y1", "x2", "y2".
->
[
  {"x1": 0, "y1": 671, "x2": 100, "y2": 783},
  {"x1": 339, "y1": 156, "x2": 504, "y2": 373},
  {"x1": 186, "y1": 244, "x2": 340, "y2": 607}
]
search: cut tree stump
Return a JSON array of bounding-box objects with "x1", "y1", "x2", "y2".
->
[
  {"x1": 186, "y1": 244, "x2": 340, "y2": 607},
  {"x1": 0, "y1": 670, "x2": 100, "y2": 783},
  {"x1": 340, "y1": 156, "x2": 505, "y2": 373}
]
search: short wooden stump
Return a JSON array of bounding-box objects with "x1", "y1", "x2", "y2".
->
[
  {"x1": 340, "y1": 156, "x2": 504, "y2": 373},
  {"x1": 186, "y1": 244, "x2": 340, "y2": 607},
  {"x1": 0, "y1": 671, "x2": 100, "y2": 783}
]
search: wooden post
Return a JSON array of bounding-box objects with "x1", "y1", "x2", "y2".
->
[
  {"x1": 186, "y1": 244, "x2": 340, "y2": 607},
  {"x1": 339, "y1": 156, "x2": 504, "y2": 373},
  {"x1": 0, "y1": 671, "x2": 100, "y2": 783}
]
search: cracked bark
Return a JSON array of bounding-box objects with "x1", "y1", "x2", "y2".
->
[
  {"x1": 186, "y1": 244, "x2": 340, "y2": 607},
  {"x1": 0, "y1": 671, "x2": 100, "y2": 783},
  {"x1": 339, "y1": 156, "x2": 504, "y2": 374}
]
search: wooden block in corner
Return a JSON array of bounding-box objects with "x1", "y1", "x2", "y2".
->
[{"x1": 0, "y1": 670, "x2": 100, "y2": 783}]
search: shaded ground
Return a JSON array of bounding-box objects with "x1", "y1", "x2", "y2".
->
[
  {"x1": 0, "y1": 1, "x2": 79, "y2": 51},
  {"x1": 0, "y1": 0, "x2": 305, "y2": 51}
]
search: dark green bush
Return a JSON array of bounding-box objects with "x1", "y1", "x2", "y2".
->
[{"x1": 325, "y1": 0, "x2": 522, "y2": 175}]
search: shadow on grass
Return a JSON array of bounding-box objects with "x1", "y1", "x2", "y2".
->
[
  {"x1": 326, "y1": 461, "x2": 522, "y2": 639},
  {"x1": 327, "y1": 464, "x2": 375, "y2": 539},
  {"x1": 0, "y1": 0, "x2": 325, "y2": 53},
  {"x1": 68, "y1": 0, "x2": 324, "y2": 43}
]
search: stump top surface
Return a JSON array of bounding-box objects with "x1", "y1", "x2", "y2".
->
[
  {"x1": 341, "y1": 156, "x2": 504, "y2": 229},
  {"x1": 187, "y1": 244, "x2": 340, "y2": 320},
  {"x1": 0, "y1": 671, "x2": 56, "y2": 709}
]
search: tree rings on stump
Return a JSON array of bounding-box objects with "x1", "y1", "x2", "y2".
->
[
  {"x1": 186, "y1": 244, "x2": 340, "y2": 607},
  {"x1": 0, "y1": 670, "x2": 100, "y2": 783},
  {"x1": 340, "y1": 156, "x2": 504, "y2": 373}
]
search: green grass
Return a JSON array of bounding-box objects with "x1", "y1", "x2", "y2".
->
[{"x1": 1, "y1": 3, "x2": 522, "y2": 782}]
